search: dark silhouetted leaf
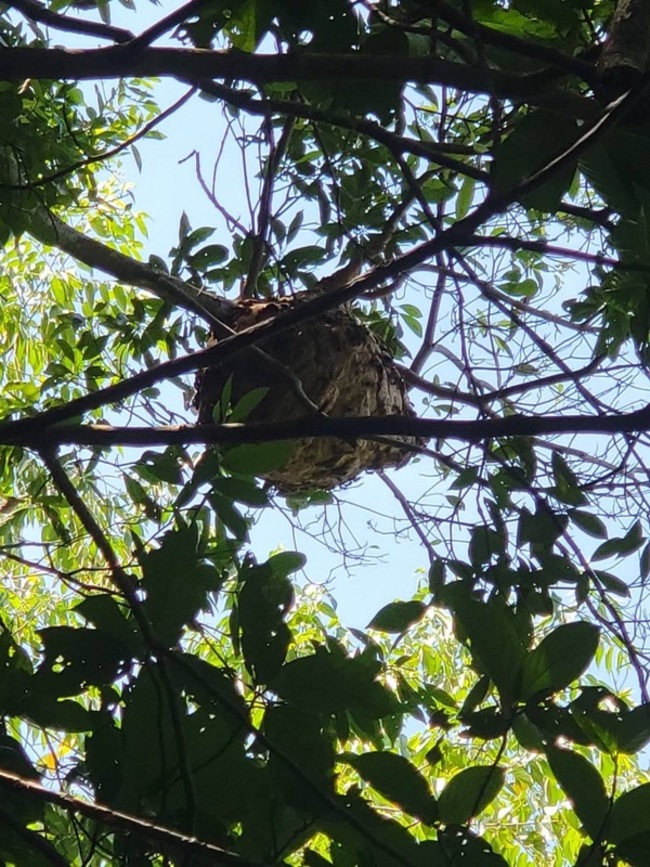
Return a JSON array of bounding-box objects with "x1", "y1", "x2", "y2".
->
[
  {"x1": 271, "y1": 646, "x2": 399, "y2": 719},
  {"x1": 140, "y1": 524, "x2": 223, "y2": 646},
  {"x1": 222, "y1": 440, "x2": 295, "y2": 474},
  {"x1": 609, "y1": 783, "x2": 650, "y2": 849},
  {"x1": 492, "y1": 108, "x2": 578, "y2": 211},
  {"x1": 546, "y1": 746, "x2": 609, "y2": 839},
  {"x1": 520, "y1": 622, "x2": 599, "y2": 699},
  {"x1": 438, "y1": 765, "x2": 505, "y2": 825},
  {"x1": 343, "y1": 750, "x2": 437, "y2": 824},
  {"x1": 569, "y1": 509, "x2": 607, "y2": 539},
  {"x1": 368, "y1": 600, "x2": 427, "y2": 633}
]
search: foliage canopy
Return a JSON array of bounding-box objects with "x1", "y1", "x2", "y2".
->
[{"x1": 2, "y1": 1, "x2": 650, "y2": 865}]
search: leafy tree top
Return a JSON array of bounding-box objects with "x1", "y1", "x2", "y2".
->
[{"x1": 1, "y1": 1, "x2": 650, "y2": 865}]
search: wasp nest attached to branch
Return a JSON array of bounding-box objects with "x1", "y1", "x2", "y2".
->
[{"x1": 194, "y1": 298, "x2": 422, "y2": 492}]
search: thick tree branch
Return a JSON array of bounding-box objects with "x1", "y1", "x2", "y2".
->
[
  {"x1": 22, "y1": 204, "x2": 234, "y2": 325},
  {"x1": 11, "y1": 407, "x2": 650, "y2": 450},
  {"x1": 0, "y1": 45, "x2": 592, "y2": 104},
  {"x1": 0, "y1": 139, "x2": 233, "y2": 323}
]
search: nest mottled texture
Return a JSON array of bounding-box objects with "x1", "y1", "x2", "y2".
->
[{"x1": 194, "y1": 297, "x2": 421, "y2": 492}]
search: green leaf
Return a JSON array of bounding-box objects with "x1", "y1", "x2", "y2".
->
[
  {"x1": 268, "y1": 550, "x2": 306, "y2": 578},
  {"x1": 185, "y1": 226, "x2": 216, "y2": 248},
  {"x1": 75, "y1": 595, "x2": 142, "y2": 655},
  {"x1": 569, "y1": 509, "x2": 607, "y2": 539},
  {"x1": 265, "y1": 705, "x2": 335, "y2": 811},
  {"x1": 343, "y1": 751, "x2": 438, "y2": 824},
  {"x1": 618, "y1": 703, "x2": 650, "y2": 754},
  {"x1": 609, "y1": 783, "x2": 650, "y2": 847},
  {"x1": 436, "y1": 827, "x2": 509, "y2": 865},
  {"x1": 594, "y1": 570, "x2": 630, "y2": 598},
  {"x1": 460, "y1": 707, "x2": 510, "y2": 740},
  {"x1": 593, "y1": 521, "x2": 644, "y2": 561},
  {"x1": 455, "y1": 176, "x2": 475, "y2": 220},
  {"x1": 36, "y1": 626, "x2": 132, "y2": 694},
  {"x1": 461, "y1": 675, "x2": 491, "y2": 715},
  {"x1": 641, "y1": 542, "x2": 650, "y2": 580},
  {"x1": 520, "y1": 622, "x2": 599, "y2": 699},
  {"x1": 518, "y1": 505, "x2": 565, "y2": 547},
  {"x1": 238, "y1": 559, "x2": 294, "y2": 683},
  {"x1": 283, "y1": 244, "x2": 327, "y2": 271},
  {"x1": 469, "y1": 525, "x2": 505, "y2": 567},
  {"x1": 545, "y1": 746, "x2": 609, "y2": 839},
  {"x1": 550, "y1": 451, "x2": 587, "y2": 506},
  {"x1": 211, "y1": 476, "x2": 269, "y2": 506},
  {"x1": 368, "y1": 600, "x2": 427, "y2": 633},
  {"x1": 613, "y1": 831, "x2": 650, "y2": 867},
  {"x1": 209, "y1": 491, "x2": 250, "y2": 541},
  {"x1": 428, "y1": 560, "x2": 446, "y2": 595},
  {"x1": 135, "y1": 449, "x2": 184, "y2": 486},
  {"x1": 438, "y1": 765, "x2": 505, "y2": 825},
  {"x1": 227, "y1": 387, "x2": 270, "y2": 422},
  {"x1": 227, "y1": 0, "x2": 258, "y2": 52},
  {"x1": 304, "y1": 851, "x2": 332, "y2": 867},
  {"x1": 188, "y1": 243, "x2": 229, "y2": 269},
  {"x1": 501, "y1": 277, "x2": 538, "y2": 298},
  {"x1": 442, "y1": 586, "x2": 528, "y2": 702},
  {"x1": 222, "y1": 440, "x2": 295, "y2": 474},
  {"x1": 271, "y1": 646, "x2": 399, "y2": 719},
  {"x1": 140, "y1": 524, "x2": 223, "y2": 646}
]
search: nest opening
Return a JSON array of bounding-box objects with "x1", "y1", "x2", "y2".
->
[{"x1": 194, "y1": 298, "x2": 422, "y2": 492}]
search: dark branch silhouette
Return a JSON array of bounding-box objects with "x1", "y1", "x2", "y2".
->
[{"x1": 10, "y1": 408, "x2": 650, "y2": 450}]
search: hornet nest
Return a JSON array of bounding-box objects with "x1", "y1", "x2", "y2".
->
[{"x1": 194, "y1": 296, "x2": 422, "y2": 492}]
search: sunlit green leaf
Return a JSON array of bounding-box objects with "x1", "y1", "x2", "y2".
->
[
  {"x1": 368, "y1": 600, "x2": 427, "y2": 633},
  {"x1": 520, "y1": 622, "x2": 599, "y2": 699},
  {"x1": 438, "y1": 766, "x2": 505, "y2": 825},
  {"x1": 343, "y1": 751, "x2": 438, "y2": 824},
  {"x1": 546, "y1": 746, "x2": 609, "y2": 839}
]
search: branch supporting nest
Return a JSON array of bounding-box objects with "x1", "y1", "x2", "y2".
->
[{"x1": 194, "y1": 298, "x2": 423, "y2": 491}]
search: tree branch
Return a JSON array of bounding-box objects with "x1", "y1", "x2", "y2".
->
[
  {"x1": 11, "y1": 407, "x2": 650, "y2": 450},
  {"x1": 0, "y1": 144, "x2": 243, "y2": 330},
  {"x1": 0, "y1": 768, "x2": 265, "y2": 867},
  {"x1": 427, "y1": 0, "x2": 598, "y2": 82},
  {"x1": 597, "y1": 0, "x2": 650, "y2": 99},
  {"x1": 196, "y1": 80, "x2": 489, "y2": 181},
  {"x1": 8, "y1": 0, "x2": 133, "y2": 43},
  {"x1": 0, "y1": 45, "x2": 592, "y2": 105},
  {"x1": 126, "y1": 0, "x2": 213, "y2": 50}
]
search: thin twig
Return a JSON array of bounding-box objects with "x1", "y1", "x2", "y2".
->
[{"x1": 379, "y1": 471, "x2": 437, "y2": 565}]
